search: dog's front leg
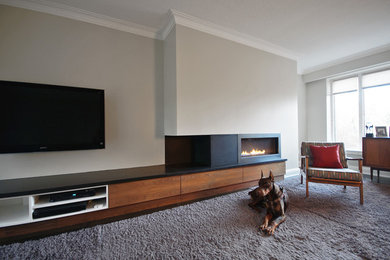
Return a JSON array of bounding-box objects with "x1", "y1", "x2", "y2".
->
[
  {"x1": 259, "y1": 213, "x2": 273, "y2": 231},
  {"x1": 249, "y1": 199, "x2": 264, "y2": 212},
  {"x1": 248, "y1": 200, "x2": 257, "y2": 209},
  {"x1": 266, "y1": 215, "x2": 286, "y2": 235}
]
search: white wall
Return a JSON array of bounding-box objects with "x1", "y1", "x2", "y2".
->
[
  {"x1": 297, "y1": 75, "x2": 306, "y2": 153},
  {"x1": 0, "y1": 5, "x2": 165, "y2": 180},
  {"x1": 166, "y1": 25, "x2": 299, "y2": 170},
  {"x1": 163, "y1": 27, "x2": 177, "y2": 135},
  {"x1": 306, "y1": 79, "x2": 328, "y2": 141}
]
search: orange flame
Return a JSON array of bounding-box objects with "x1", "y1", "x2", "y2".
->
[{"x1": 241, "y1": 149, "x2": 266, "y2": 157}]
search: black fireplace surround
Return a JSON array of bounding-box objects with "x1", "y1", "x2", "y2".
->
[{"x1": 165, "y1": 133, "x2": 281, "y2": 169}]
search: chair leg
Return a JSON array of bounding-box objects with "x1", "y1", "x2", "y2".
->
[
  {"x1": 306, "y1": 178, "x2": 309, "y2": 197},
  {"x1": 301, "y1": 174, "x2": 303, "y2": 184},
  {"x1": 360, "y1": 182, "x2": 364, "y2": 205},
  {"x1": 343, "y1": 185, "x2": 346, "y2": 189}
]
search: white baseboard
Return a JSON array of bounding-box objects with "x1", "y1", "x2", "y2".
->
[{"x1": 285, "y1": 168, "x2": 300, "y2": 178}]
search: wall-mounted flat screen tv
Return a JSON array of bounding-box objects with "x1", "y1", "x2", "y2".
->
[{"x1": 0, "y1": 80, "x2": 105, "y2": 153}]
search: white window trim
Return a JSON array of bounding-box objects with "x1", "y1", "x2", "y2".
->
[{"x1": 327, "y1": 64, "x2": 390, "y2": 153}]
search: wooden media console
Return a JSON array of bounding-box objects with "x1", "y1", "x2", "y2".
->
[{"x1": 0, "y1": 160, "x2": 285, "y2": 243}]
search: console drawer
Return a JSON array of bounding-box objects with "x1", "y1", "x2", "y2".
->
[
  {"x1": 243, "y1": 162, "x2": 286, "y2": 182},
  {"x1": 181, "y1": 168, "x2": 243, "y2": 194},
  {"x1": 109, "y1": 176, "x2": 181, "y2": 208}
]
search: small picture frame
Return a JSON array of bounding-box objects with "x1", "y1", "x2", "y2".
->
[{"x1": 375, "y1": 126, "x2": 388, "y2": 137}]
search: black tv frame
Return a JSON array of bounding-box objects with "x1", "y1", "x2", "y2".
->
[{"x1": 0, "y1": 80, "x2": 105, "y2": 154}]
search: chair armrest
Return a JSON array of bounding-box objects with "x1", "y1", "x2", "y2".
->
[
  {"x1": 346, "y1": 157, "x2": 363, "y2": 161},
  {"x1": 300, "y1": 155, "x2": 309, "y2": 174},
  {"x1": 346, "y1": 157, "x2": 363, "y2": 173},
  {"x1": 299, "y1": 155, "x2": 307, "y2": 166}
]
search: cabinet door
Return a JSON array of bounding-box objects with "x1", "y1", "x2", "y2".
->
[
  {"x1": 109, "y1": 176, "x2": 180, "y2": 208},
  {"x1": 363, "y1": 138, "x2": 390, "y2": 168},
  {"x1": 181, "y1": 168, "x2": 242, "y2": 194},
  {"x1": 242, "y1": 162, "x2": 285, "y2": 182}
]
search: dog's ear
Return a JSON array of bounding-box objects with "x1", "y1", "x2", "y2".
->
[
  {"x1": 269, "y1": 170, "x2": 274, "y2": 181},
  {"x1": 258, "y1": 170, "x2": 264, "y2": 186}
]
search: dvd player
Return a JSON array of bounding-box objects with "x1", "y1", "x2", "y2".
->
[
  {"x1": 33, "y1": 201, "x2": 88, "y2": 219},
  {"x1": 49, "y1": 188, "x2": 96, "y2": 202}
]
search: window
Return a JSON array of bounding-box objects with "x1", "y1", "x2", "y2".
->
[
  {"x1": 329, "y1": 67, "x2": 390, "y2": 151},
  {"x1": 362, "y1": 70, "x2": 390, "y2": 129}
]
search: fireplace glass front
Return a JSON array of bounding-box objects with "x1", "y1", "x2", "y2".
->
[{"x1": 238, "y1": 134, "x2": 280, "y2": 164}]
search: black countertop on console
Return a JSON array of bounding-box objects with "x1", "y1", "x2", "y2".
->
[{"x1": 0, "y1": 158, "x2": 286, "y2": 198}]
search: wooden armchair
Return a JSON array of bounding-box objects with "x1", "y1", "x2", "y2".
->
[{"x1": 300, "y1": 142, "x2": 363, "y2": 204}]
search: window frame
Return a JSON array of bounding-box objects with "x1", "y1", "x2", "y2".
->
[{"x1": 327, "y1": 64, "x2": 390, "y2": 153}]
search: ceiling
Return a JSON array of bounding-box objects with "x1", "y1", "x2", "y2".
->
[{"x1": 5, "y1": 0, "x2": 390, "y2": 73}]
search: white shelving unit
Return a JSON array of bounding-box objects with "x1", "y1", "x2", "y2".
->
[
  {"x1": 0, "y1": 185, "x2": 108, "y2": 228},
  {"x1": 0, "y1": 197, "x2": 30, "y2": 227}
]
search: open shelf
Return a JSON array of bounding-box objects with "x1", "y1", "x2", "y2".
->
[
  {"x1": 32, "y1": 198, "x2": 108, "y2": 222},
  {"x1": 0, "y1": 197, "x2": 30, "y2": 228},
  {"x1": 32, "y1": 187, "x2": 107, "y2": 209},
  {"x1": 0, "y1": 185, "x2": 108, "y2": 227}
]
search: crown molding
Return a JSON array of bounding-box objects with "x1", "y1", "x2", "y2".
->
[
  {"x1": 160, "y1": 9, "x2": 299, "y2": 62},
  {"x1": 0, "y1": 0, "x2": 159, "y2": 39},
  {"x1": 1, "y1": 1, "x2": 300, "y2": 63},
  {"x1": 4, "y1": 1, "x2": 388, "y2": 74},
  {"x1": 157, "y1": 10, "x2": 176, "y2": 40},
  {"x1": 302, "y1": 43, "x2": 390, "y2": 75}
]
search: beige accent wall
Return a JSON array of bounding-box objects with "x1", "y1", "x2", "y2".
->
[
  {"x1": 165, "y1": 25, "x2": 299, "y2": 170},
  {"x1": 0, "y1": 5, "x2": 301, "y2": 179},
  {"x1": 0, "y1": 5, "x2": 164, "y2": 180}
]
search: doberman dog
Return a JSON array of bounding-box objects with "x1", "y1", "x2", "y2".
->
[{"x1": 248, "y1": 170, "x2": 288, "y2": 235}]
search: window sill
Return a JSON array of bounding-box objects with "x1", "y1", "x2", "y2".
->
[{"x1": 346, "y1": 150, "x2": 362, "y2": 157}]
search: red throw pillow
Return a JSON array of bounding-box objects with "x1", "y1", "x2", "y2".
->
[{"x1": 309, "y1": 145, "x2": 343, "y2": 168}]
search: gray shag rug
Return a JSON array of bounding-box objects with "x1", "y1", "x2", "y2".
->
[{"x1": 1, "y1": 175, "x2": 390, "y2": 260}]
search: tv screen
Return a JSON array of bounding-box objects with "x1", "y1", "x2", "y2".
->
[{"x1": 0, "y1": 80, "x2": 105, "y2": 153}]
